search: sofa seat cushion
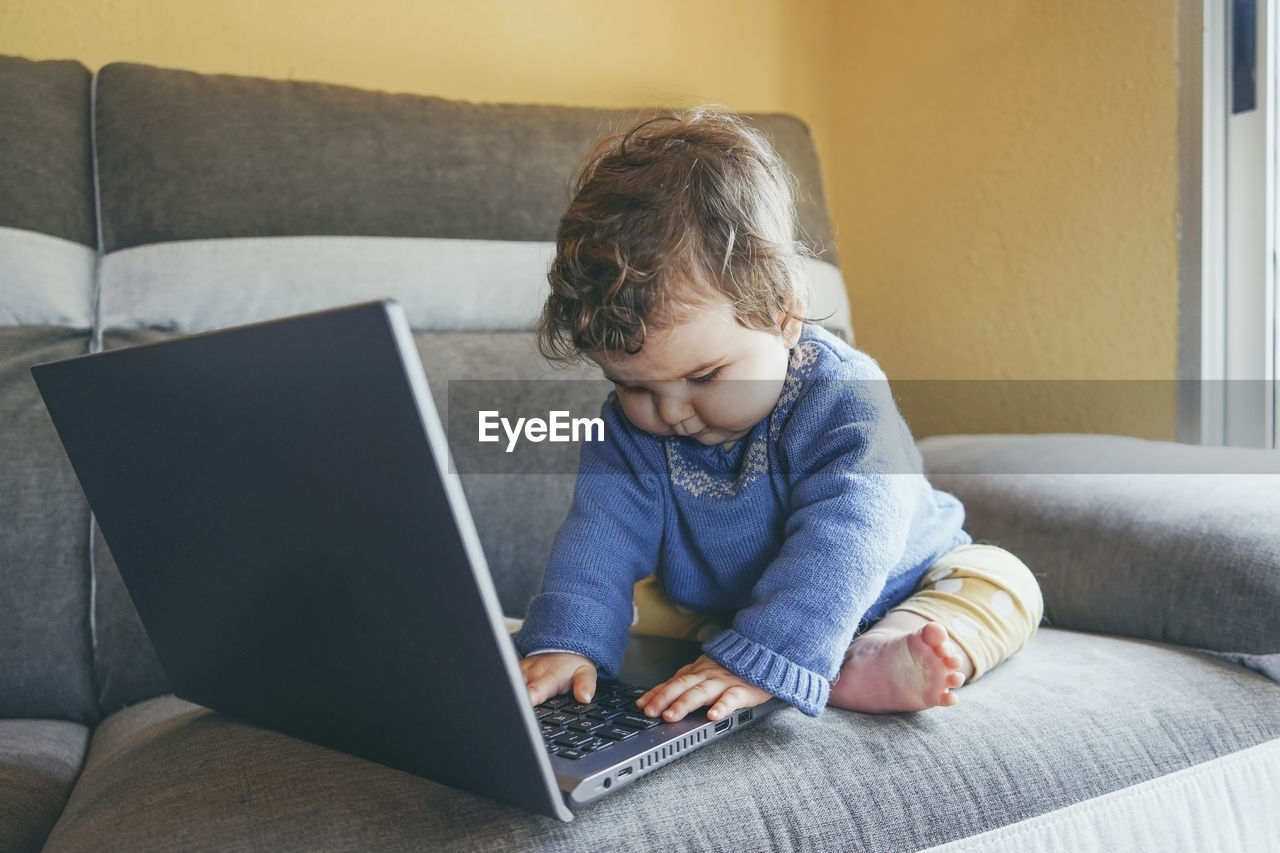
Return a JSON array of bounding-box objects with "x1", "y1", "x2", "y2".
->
[
  {"x1": 43, "y1": 628, "x2": 1280, "y2": 852},
  {"x1": 0, "y1": 719, "x2": 89, "y2": 853}
]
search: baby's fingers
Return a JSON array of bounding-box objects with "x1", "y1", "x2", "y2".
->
[
  {"x1": 522, "y1": 667, "x2": 568, "y2": 706},
  {"x1": 639, "y1": 670, "x2": 707, "y2": 719},
  {"x1": 570, "y1": 662, "x2": 597, "y2": 703},
  {"x1": 661, "y1": 678, "x2": 727, "y2": 722},
  {"x1": 521, "y1": 653, "x2": 595, "y2": 705},
  {"x1": 707, "y1": 685, "x2": 757, "y2": 721},
  {"x1": 637, "y1": 656, "x2": 714, "y2": 711}
]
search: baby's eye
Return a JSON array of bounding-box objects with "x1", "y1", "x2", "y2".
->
[{"x1": 687, "y1": 368, "x2": 722, "y2": 385}]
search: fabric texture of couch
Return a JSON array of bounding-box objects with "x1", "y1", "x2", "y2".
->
[{"x1": 2, "y1": 54, "x2": 1279, "y2": 851}]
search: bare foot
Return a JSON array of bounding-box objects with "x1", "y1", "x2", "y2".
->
[{"x1": 828, "y1": 612, "x2": 971, "y2": 713}]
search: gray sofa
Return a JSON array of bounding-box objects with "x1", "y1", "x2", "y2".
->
[{"x1": 3, "y1": 54, "x2": 1278, "y2": 852}]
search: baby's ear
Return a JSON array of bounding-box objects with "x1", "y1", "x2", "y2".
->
[{"x1": 779, "y1": 303, "x2": 805, "y2": 348}]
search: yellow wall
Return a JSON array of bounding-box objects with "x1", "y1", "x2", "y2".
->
[
  {"x1": 0, "y1": 0, "x2": 834, "y2": 121},
  {"x1": 829, "y1": 1, "x2": 1181, "y2": 438},
  {"x1": 1, "y1": 0, "x2": 1180, "y2": 437}
]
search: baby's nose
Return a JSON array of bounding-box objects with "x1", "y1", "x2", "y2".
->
[{"x1": 655, "y1": 390, "x2": 694, "y2": 425}]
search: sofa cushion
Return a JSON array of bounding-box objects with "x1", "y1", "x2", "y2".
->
[
  {"x1": 0, "y1": 55, "x2": 96, "y2": 330},
  {"x1": 0, "y1": 56, "x2": 99, "y2": 724},
  {"x1": 0, "y1": 330, "x2": 98, "y2": 723},
  {"x1": 0, "y1": 56, "x2": 96, "y2": 248},
  {"x1": 90, "y1": 62, "x2": 851, "y2": 341},
  {"x1": 42, "y1": 629, "x2": 1280, "y2": 852},
  {"x1": 920, "y1": 434, "x2": 1280, "y2": 659},
  {"x1": 0, "y1": 719, "x2": 89, "y2": 853},
  {"x1": 92, "y1": 63, "x2": 836, "y2": 256},
  {"x1": 925, "y1": 738, "x2": 1280, "y2": 852}
]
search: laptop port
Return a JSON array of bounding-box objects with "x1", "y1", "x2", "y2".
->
[
  {"x1": 737, "y1": 710, "x2": 753, "y2": 724},
  {"x1": 714, "y1": 719, "x2": 732, "y2": 733},
  {"x1": 618, "y1": 766, "x2": 634, "y2": 778}
]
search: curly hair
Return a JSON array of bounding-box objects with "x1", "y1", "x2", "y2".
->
[{"x1": 537, "y1": 107, "x2": 810, "y2": 363}]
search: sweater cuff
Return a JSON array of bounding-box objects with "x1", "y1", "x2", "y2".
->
[
  {"x1": 514, "y1": 591, "x2": 631, "y2": 677},
  {"x1": 702, "y1": 630, "x2": 830, "y2": 716}
]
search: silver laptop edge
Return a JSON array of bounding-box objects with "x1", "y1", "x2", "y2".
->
[{"x1": 381, "y1": 303, "x2": 575, "y2": 818}]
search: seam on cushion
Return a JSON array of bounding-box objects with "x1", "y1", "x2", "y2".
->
[
  {"x1": 87, "y1": 66, "x2": 103, "y2": 713},
  {"x1": 89, "y1": 67, "x2": 105, "y2": 355}
]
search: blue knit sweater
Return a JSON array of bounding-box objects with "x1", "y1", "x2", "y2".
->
[{"x1": 514, "y1": 324, "x2": 969, "y2": 715}]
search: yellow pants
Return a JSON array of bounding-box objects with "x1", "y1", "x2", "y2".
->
[{"x1": 631, "y1": 543, "x2": 1043, "y2": 682}]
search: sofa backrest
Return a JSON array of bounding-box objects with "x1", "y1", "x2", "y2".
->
[
  {"x1": 91, "y1": 63, "x2": 849, "y2": 339},
  {"x1": 0, "y1": 56, "x2": 99, "y2": 723},
  {"x1": 0, "y1": 57, "x2": 852, "y2": 717}
]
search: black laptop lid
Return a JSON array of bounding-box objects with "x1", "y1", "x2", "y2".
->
[{"x1": 32, "y1": 301, "x2": 572, "y2": 820}]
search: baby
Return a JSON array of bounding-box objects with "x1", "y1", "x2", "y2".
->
[{"x1": 515, "y1": 108, "x2": 1042, "y2": 723}]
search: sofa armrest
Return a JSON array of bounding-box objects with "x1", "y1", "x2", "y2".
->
[{"x1": 919, "y1": 434, "x2": 1280, "y2": 659}]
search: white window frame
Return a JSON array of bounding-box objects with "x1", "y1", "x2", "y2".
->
[{"x1": 1198, "y1": 0, "x2": 1278, "y2": 448}]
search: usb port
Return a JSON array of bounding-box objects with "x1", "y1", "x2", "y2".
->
[
  {"x1": 618, "y1": 766, "x2": 634, "y2": 778},
  {"x1": 714, "y1": 719, "x2": 732, "y2": 733},
  {"x1": 737, "y1": 710, "x2": 753, "y2": 724}
]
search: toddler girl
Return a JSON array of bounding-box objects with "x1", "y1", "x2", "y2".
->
[{"x1": 515, "y1": 108, "x2": 1042, "y2": 722}]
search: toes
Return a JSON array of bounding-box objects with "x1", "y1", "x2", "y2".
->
[
  {"x1": 940, "y1": 691, "x2": 959, "y2": 707},
  {"x1": 946, "y1": 671, "x2": 965, "y2": 689},
  {"x1": 919, "y1": 621, "x2": 948, "y2": 648},
  {"x1": 918, "y1": 623, "x2": 961, "y2": 666}
]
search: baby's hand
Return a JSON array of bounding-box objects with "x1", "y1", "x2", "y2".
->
[
  {"x1": 637, "y1": 654, "x2": 773, "y2": 723},
  {"x1": 520, "y1": 652, "x2": 598, "y2": 706}
]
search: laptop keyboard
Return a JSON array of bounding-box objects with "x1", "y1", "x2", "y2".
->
[{"x1": 536, "y1": 679, "x2": 662, "y2": 760}]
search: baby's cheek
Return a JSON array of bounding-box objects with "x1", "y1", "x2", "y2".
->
[
  {"x1": 718, "y1": 381, "x2": 780, "y2": 424},
  {"x1": 619, "y1": 395, "x2": 660, "y2": 433}
]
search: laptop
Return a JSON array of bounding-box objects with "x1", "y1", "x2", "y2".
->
[{"x1": 31, "y1": 300, "x2": 783, "y2": 821}]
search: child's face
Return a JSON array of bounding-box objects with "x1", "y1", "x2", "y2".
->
[{"x1": 590, "y1": 295, "x2": 797, "y2": 448}]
